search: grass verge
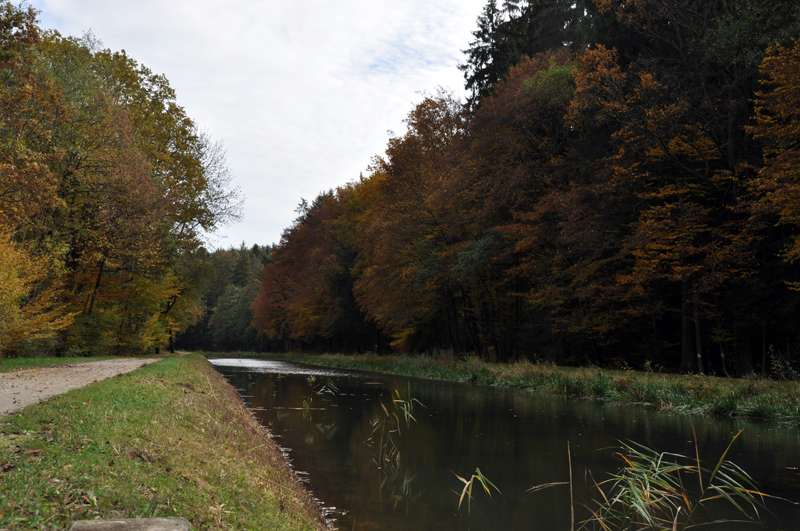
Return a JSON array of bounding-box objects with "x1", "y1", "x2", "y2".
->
[
  {"x1": 0, "y1": 356, "x2": 117, "y2": 373},
  {"x1": 0, "y1": 354, "x2": 327, "y2": 530},
  {"x1": 254, "y1": 352, "x2": 800, "y2": 425}
]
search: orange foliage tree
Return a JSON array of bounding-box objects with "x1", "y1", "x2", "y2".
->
[
  {"x1": 252, "y1": 185, "x2": 380, "y2": 352},
  {"x1": 461, "y1": 50, "x2": 585, "y2": 361},
  {"x1": 352, "y1": 93, "x2": 468, "y2": 351},
  {"x1": 750, "y1": 40, "x2": 800, "y2": 264},
  {"x1": 244, "y1": 0, "x2": 800, "y2": 375}
]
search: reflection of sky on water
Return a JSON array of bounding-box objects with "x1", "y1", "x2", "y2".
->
[{"x1": 209, "y1": 358, "x2": 353, "y2": 378}]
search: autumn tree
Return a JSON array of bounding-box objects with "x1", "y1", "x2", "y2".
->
[
  {"x1": 0, "y1": 230, "x2": 73, "y2": 360},
  {"x1": 0, "y1": 3, "x2": 73, "y2": 358},
  {"x1": 351, "y1": 93, "x2": 471, "y2": 352},
  {"x1": 31, "y1": 35, "x2": 168, "y2": 353},
  {"x1": 743, "y1": 39, "x2": 800, "y2": 374},
  {"x1": 565, "y1": 3, "x2": 782, "y2": 372},
  {"x1": 454, "y1": 50, "x2": 586, "y2": 361},
  {"x1": 610, "y1": 0, "x2": 798, "y2": 373},
  {"x1": 0, "y1": 6, "x2": 240, "y2": 357},
  {"x1": 251, "y1": 187, "x2": 380, "y2": 352},
  {"x1": 750, "y1": 40, "x2": 800, "y2": 263},
  {"x1": 0, "y1": 2, "x2": 64, "y2": 227},
  {"x1": 456, "y1": 2, "x2": 799, "y2": 369}
]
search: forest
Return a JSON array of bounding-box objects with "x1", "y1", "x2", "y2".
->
[
  {"x1": 238, "y1": 0, "x2": 800, "y2": 376},
  {"x1": 0, "y1": 3, "x2": 240, "y2": 359},
  {"x1": 5, "y1": 1, "x2": 800, "y2": 378}
]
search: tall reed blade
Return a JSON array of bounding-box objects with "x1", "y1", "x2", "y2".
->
[{"x1": 454, "y1": 467, "x2": 501, "y2": 514}]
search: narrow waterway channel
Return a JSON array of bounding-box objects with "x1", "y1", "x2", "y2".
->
[{"x1": 211, "y1": 358, "x2": 800, "y2": 530}]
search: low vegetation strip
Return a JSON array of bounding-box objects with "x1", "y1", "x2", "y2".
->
[
  {"x1": 0, "y1": 354, "x2": 327, "y2": 530},
  {"x1": 263, "y1": 353, "x2": 800, "y2": 425}
]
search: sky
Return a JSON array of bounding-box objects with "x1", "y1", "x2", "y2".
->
[{"x1": 29, "y1": 0, "x2": 488, "y2": 249}]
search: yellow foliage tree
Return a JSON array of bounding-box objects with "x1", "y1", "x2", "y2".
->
[{"x1": 0, "y1": 230, "x2": 73, "y2": 360}]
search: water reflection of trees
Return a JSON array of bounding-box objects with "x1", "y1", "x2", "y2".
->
[
  {"x1": 216, "y1": 366, "x2": 800, "y2": 530},
  {"x1": 227, "y1": 370, "x2": 427, "y2": 512}
]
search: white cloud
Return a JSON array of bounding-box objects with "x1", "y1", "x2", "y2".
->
[{"x1": 30, "y1": 0, "x2": 486, "y2": 248}]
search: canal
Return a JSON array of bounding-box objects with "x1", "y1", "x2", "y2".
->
[{"x1": 211, "y1": 358, "x2": 800, "y2": 530}]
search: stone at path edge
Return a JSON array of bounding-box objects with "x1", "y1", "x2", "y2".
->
[{"x1": 69, "y1": 517, "x2": 191, "y2": 530}]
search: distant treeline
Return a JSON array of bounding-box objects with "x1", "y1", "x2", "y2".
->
[
  {"x1": 0, "y1": 3, "x2": 240, "y2": 359},
  {"x1": 175, "y1": 244, "x2": 278, "y2": 353},
  {"x1": 242, "y1": 1, "x2": 800, "y2": 376}
]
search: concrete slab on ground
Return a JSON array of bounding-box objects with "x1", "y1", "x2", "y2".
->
[{"x1": 69, "y1": 517, "x2": 190, "y2": 530}]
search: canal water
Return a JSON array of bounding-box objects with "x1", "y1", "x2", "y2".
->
[{"x1": 211, "y1": 358, "x2": 800, "y2": 530}]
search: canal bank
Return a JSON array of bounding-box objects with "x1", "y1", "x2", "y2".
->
[
  {"x1": 255, "y1": 352, "x2": 800, "y2": 425},
  {"x1": 0, "y1": 354, "x2": 327, "y2": 530}
]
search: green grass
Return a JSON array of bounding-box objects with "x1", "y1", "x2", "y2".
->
[
  {"x1": 252, "y1": 352, "x2": 800, "y2": 425},
  {"x1": 0, "y1": 356, "x2": 117, "y2": 373},
  {"x1": 0, "y1": 354, "x2": 326, "y2": 530}
]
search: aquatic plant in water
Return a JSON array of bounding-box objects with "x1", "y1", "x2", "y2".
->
[
  {"x1": 529, "y1": 429, "x2": 771, "y2": 530},
  {"x1": 454, "y1": 467, "x2": 502, "y2": 515},
  {"x1": 365, "y1": 384, "x2": 425, "y2": 507},
  {"x1": 365, "y1": 384, "x2": 423, "y2": 462},
  {"x1": 300, "y1": 376, "x2": 339, "y2": 418}
]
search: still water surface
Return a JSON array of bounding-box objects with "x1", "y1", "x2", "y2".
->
[{"x1": 211, "y1": 358, "x2": 800, "y2": 530}]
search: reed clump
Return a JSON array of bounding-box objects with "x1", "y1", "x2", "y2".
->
[{"x1": 528, "y1": 430, "x2": 771, "y2": 530}]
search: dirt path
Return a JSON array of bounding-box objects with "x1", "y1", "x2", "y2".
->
[{"x1": 0, "y1": 358, "x2": 161, "y2": 417}]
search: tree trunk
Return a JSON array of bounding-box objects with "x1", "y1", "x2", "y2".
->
[
  {"x1": 651, "y1": 312, "x2": 659, "y2": 356},
  {"x1": 681, "y1": 284, "x2": 695, "y2": 371},
  {"x1": 719, "y1": 344, "x2": 731, "y2": 377},
  {"x1": 86, "y1": 256, "x2": 106, "y2": 316},
  {"x1": 693, "y1": 292, "x2": 705, "y2": 375},
  {"x1": 761, "y1": 321, "x2": 767, "y2": 377}
]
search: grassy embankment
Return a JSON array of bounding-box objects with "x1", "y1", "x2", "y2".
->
[
  {"x1": 0, "y1": 354, "x2": 327, "y2": 530},
  {"x1": 256, "y1": 352, "x2": 800, "y2": 425},
  {"x1": 0, "y1": 356, "x2": 116, "y2": 373}
]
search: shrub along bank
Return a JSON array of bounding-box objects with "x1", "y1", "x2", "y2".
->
[
  {"x1": 0, "y1": 354, "x2": 327, "y2": 530},
  {"x1": 261, "y1": 353, "x2": 800, "y2": 425}
]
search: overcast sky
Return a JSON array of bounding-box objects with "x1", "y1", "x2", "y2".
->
[{"x1": 29, "y1": 0, "x2": 487, "y2": 249}]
